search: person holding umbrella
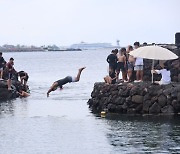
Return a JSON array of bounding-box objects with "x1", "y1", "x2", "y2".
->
[
  {"x1": 129, "y1": 44, "x2": 178, "y2": 83},
  {"x1": 151, "y1": 62, "x2": 171, "y2": 85}
]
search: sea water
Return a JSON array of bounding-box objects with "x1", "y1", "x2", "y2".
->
[{"x1": 0, "y1": 49, "x2": 180, "y2": 154}]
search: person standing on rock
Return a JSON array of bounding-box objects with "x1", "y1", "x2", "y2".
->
[
  {"x1": 47, "y1": 67, "x2": 86, "y2": 97},
  {"x1": 134, "y1": 42, "x2": 144, "y2": 82},
  {"x1": 116, "y1": 48, "x2": 127, "y2": 82},
  {"x1": 0, "y1": 52, "x2": 6, "y2": 80},
  {"x1": 126, "y1": 45, "x2": 135, "y2": 82},
  {"x1": 6, "y1": 57, "x2": 16, "y2": 90},
  {"x1": 107, "y1": 49, "x2": 118, "y2": 77}
]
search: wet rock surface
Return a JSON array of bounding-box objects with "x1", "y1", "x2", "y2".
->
[
  {"x1": 0, "y1": 80, "x2": 20, "y2": 101},
  {"x1": 88, "y1": 82, "x2": 180, "y2": 115}
]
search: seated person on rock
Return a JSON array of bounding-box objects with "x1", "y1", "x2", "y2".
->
[
  {"x1": 104, "y1": 68, "x2": 117, "y2": 84},
  {"x1": 16, "y1": 85, "x2": 30, "y2": 98},
  {"x1": 47, "y1": 67, "x2": 86, "y2": 97},
  {"x1": 17, "y1": 89, "x2": 30, "y2": 97},
  {"x1": 151, "y1": 62, "x2": 171, "y2": 85}
]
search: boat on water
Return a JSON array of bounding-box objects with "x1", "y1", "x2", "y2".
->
[{"x1": 47, "y1": 48, "x2": 82, "y2": 51}]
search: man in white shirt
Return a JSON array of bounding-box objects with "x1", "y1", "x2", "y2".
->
[{"x1": 134, "y1": 42, "x2": 144, "y2": 82}]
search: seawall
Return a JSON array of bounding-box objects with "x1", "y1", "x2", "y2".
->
[{"x1": 88, "y1": 82, "x2": 180, "y2": 115}]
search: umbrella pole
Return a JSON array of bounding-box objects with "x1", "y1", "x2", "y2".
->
[{"x1": 151, "y1": 59, "x2": 154, "y2": 83}]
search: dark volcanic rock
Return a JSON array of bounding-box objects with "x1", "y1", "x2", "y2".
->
[
  {"x1": 172, "y1": 100, "x2": 180, "y2": 111},
  {"x1": 107, "y1": 104, "x2": 116, "y2": 112},
  {"x1": 114, "y1": 97, "x2": 125, "y2": 105},
  {"x1": 177, "y1": 92, "x2": 180, "y2": 102},
  {"x1": 143, "y1": 100, "x2": 152, "y2": 113},
  {"x1": 149, "y1": 102, "x2": 161, "y2": 114},
  {"x1": 0, "y1": 80, "x2": 19, "y2": 101},
  {"x1": 132, "y1": 95, "x2": 143, "y2": 104},
  {"x1": 158, "y1": 94, "x2": 167, "y2": 107},
  {"x1": 127, "y1": 108, "x2": 136, "y2": 114},
  {"x1": 88, "y1": 81, "x2": 180, "y2": 115},
  {"x1": 161, "y1": 105, "x2": 174, "y2": 114}
]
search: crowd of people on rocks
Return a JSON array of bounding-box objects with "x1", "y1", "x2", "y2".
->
[
  {"x1": 0, "y1": 52, "x2": 30, "y2": 97},
  {"x1": 105, "y1": 42, "x2": 171, "y2": 85}
]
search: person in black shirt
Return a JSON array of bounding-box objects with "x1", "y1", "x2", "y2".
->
[
  {"x1": 107, "y1": 49, "x2": 118, "y2": 73},
  {"x1": 0, "y1": 52, "x2": 6, "y2": 80}
]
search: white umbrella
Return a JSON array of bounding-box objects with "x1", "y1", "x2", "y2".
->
[{"x1": 130, "y1": 45, "x2": 178, "y2": 82}]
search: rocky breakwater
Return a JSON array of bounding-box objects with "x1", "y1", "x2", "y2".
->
[
  {"x1": 88, "y1": 82, "x2": 180, "y2": 115},
  {"x1": 0, "y1": 80, "x2": 20, "y2": 101}
]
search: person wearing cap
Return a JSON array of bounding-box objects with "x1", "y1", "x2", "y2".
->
[
  {"x1": 6, "y1": 57, "x2": 16, "y2": 90},
  {"x1": 0, "y1": 52, "x2": 6, "y2": 80}
]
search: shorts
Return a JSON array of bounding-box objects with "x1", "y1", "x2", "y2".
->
[
  {"x1": 116, "y1": 62, "x2": 125, "y2": 72},
  {"x1": 109, "y1": 64, "x2": 117, "y2": 72},
  {"x1": 8, "y1": 73, "x2": 13, "y2": 79},
  {"x1": 56, "y1": 76, "x2": 74, "y2": 88},
  {"x1": 0, "y1": 67, "x2": 3, "y2": 71},
  {"x1": 127, "y1": 62, "x2": 134, "y2": 71},
  {"x1": 134, "y1": 65, "x2": 143, "y2": 71},
  {"x1": 71, "y1": 77, "x2": 77, "y2": 82}
]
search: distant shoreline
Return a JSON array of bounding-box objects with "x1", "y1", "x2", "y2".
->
[
  {"x1": 0, "y1": 48, "x2": 82, "y2": 53},
  {"x1": 0, "y1": 43, "x2": 177, "y2": 53}
]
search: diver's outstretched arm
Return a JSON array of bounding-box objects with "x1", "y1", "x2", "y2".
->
[{"x1": 47, "y1": 82, "x2": 58, "y2": 97}]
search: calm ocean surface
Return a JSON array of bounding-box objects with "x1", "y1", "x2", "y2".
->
[{"x1": 0, "y1": 49, "x2": 180, "y2": 154}]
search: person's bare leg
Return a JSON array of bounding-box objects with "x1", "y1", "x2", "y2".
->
[
  {"x1": 7, "y1": 79, "x2": 12, "y2": 90},
  {"x1": 116, "y1": 71, "x2": 119, "y2": 81},
  {"x1": 136, "y1": 70, "x2": 140, "y2": 81},
  {"x1": 128, "y1": 70, "x2": 132, "y2": 82},
  {"x1": 104, "y1": 76, "x2": 111, "y2": 84},
  {"x1": 104, "y1": 76, "x2": 108, "y2": 83},
  {"x1": 47, "y1": 82, "x2": 58, "y2": 97},
  {"x1": 75, "y1": 67, "x2": 86, "y2": 81},
  {"x1": 122, "y1": 71, "x2": 127, "y2": 81},
  {"x1": 0, "y1": 70, "x2": 3, "y2": 79},
  {"x1": 140, "y1": 70, "x2": 143, "y2": 81}
]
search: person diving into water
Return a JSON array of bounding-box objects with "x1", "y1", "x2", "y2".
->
[{"x1": 47, "y1": 67, "x2": 86, "y2": 97}]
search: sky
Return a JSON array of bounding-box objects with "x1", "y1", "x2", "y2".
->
[{"x1": 0, "y1": 0, "x2": 180, "y2": 46}]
